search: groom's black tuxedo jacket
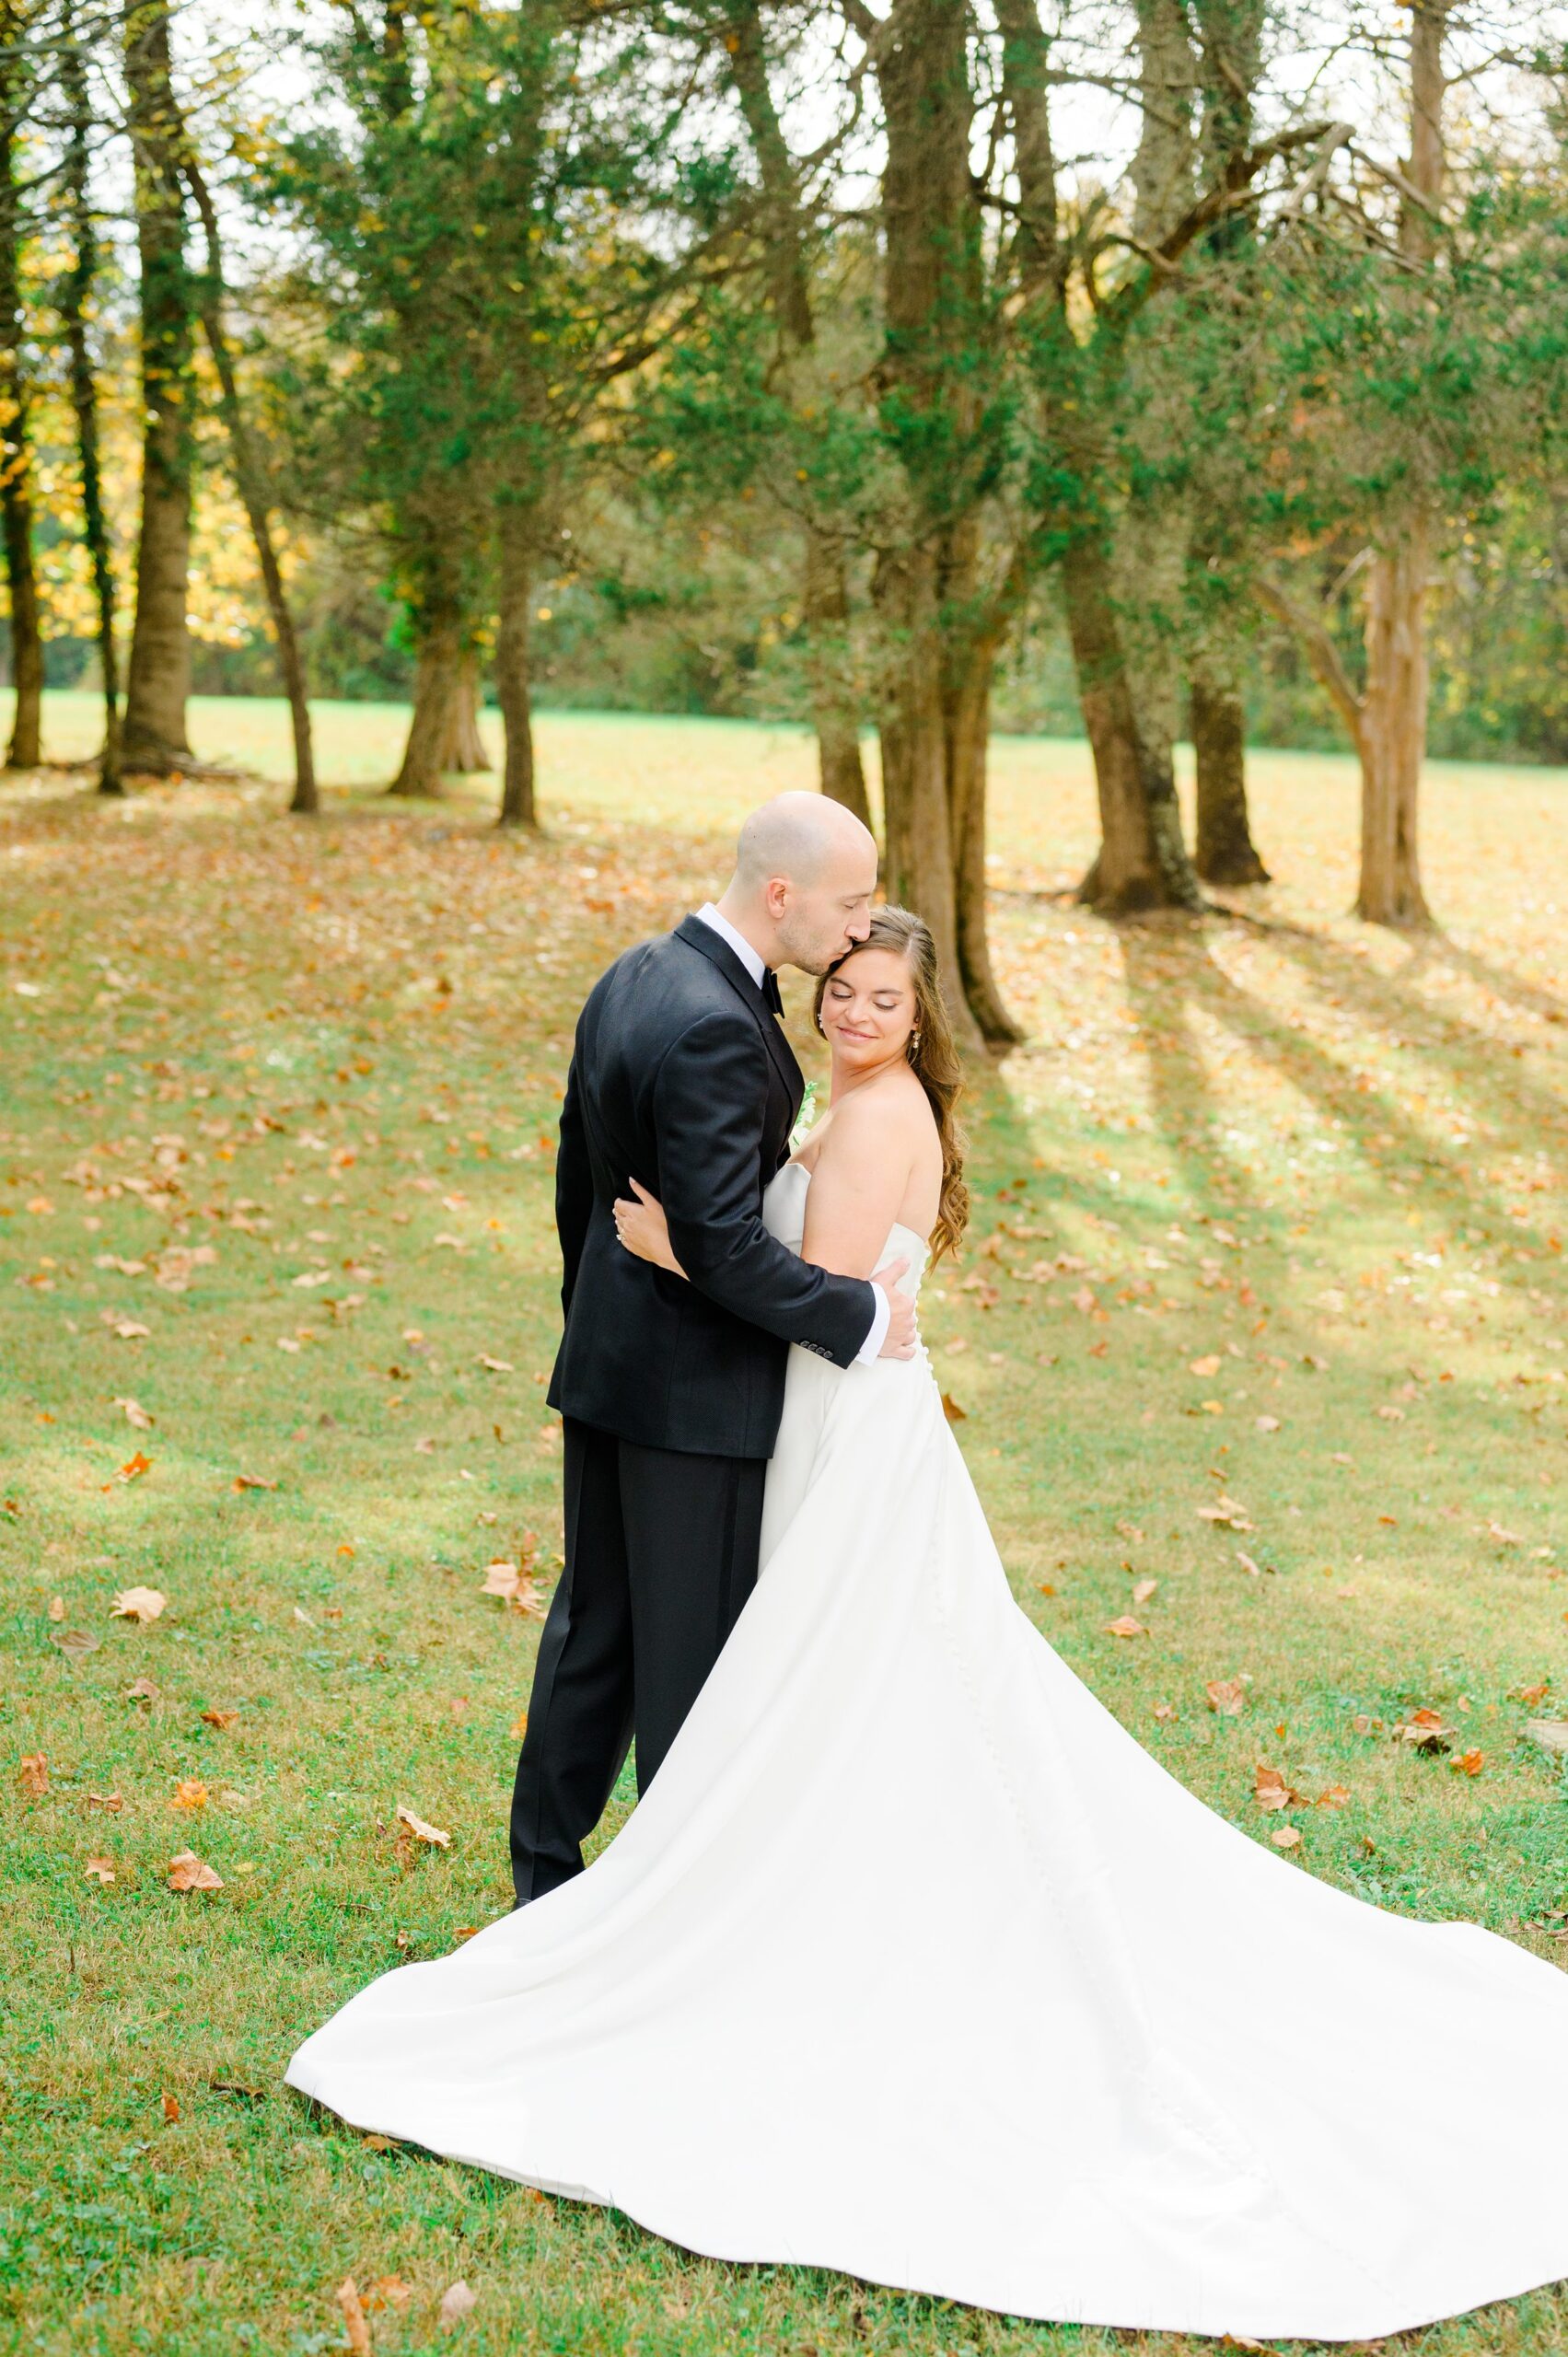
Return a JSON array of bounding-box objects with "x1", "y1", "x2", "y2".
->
[{"x1": 546, "y1": 915, "x2": 876, "y2": 1458}]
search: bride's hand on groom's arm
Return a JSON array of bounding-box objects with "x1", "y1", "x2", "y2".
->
[{"x1": 613, "y1": 1178, "x2": 687, "y2": 1276}]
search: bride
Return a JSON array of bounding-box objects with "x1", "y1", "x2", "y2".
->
[{"x1": 287, "y1": 908, "x2": 1568, "y2": 2340}]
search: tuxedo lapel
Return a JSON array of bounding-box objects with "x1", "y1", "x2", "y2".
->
[{"x1": 673, "y1": 916, "x2": 802, "y2": 1111}]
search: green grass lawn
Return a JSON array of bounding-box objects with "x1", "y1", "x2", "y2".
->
[{"x1": 3, "y1": 694, "x2": 1567, "y2": 2355}]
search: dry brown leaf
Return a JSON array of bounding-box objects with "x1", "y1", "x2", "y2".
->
[
  {"x1": 1153, "y1": 1701, "x2": 1177, "y2": 1722},
  {"x1": 1105, "y1": 1615, "x2": 1147, "y2": 1639},
  {"x1": 18, "y1": 1752, "x2": 48, "y2": 1797},
  {"x1": 1131, "y1": 1578, "x2": 1158, "y2": 1605},
  {"x1": 233, "y1": 1471, "x2": 278, "y2": 1492},
  {"x1": 1235, "y1": 1550, "x2": 1263, "y2": 1578},
  {"x1": 1205, "y1": 1677, "x2": 1248, "y2": 1715},
  {"x1": 110, "y1": 1585, "x2": 166, "y2": 1622},
  {"x1": 365, "y1": 2277, "x2": 413, "y2": 2313},
  {"x1": 941, "y1": 1392, "x2": 968, "y2": 1423},
  {"x1": 396, "y1": 1804, "x2": 451, "y2": 1849},
  {"x1": 167, "y1": 1849, "x2": 223, "y2": 1892},
  {"x1": 1317, "y1": 1784, "x2": 1352, "y2": 1807},
  {"x1": 114, "y1": 1396, "x2": 155, "y2": 1429},
  {"x1": 1270, "y1": 1826, "x2": 1301, "y2": 1850},
  {"x1": 87, "y1": 1789, "x2": 123, "y2": 1811},
  {"x1": 114, "y1": 1452, "x2": 153, "y2": 1483},
  {"x1": 1488, "y1": 1519, "x2": 1524, "y2": 1545},
  {"x1": 479, "y1": 1562, "x2": 546, "y2": 1617},
  {"x1": 1197, "y1": 1493, "x2": 1254, "y2": 1532},
  {"x1": 126, "y1": 1677, "x2": 159, "y2": 1703},
  {"x1": 476, "y1": 1354, "x2": 514, "y2": 1373},
  {"x1": 171, "y1": 1780, "x2": 210, "y2": 1812},
  {"x1": 337, "y1": 2276, "x2": 373, "y2": 2356},
  {"x1": 161, "y1": 2092, "x2": 180, "y2": 2124},
  {"x1": 200, "y1": 1708, "x2": 239, "y2": 1731},
  {"x1": 84, "y1": 1855, "x2": 116, "y2": 1885},
  {"x1": 438, "y1": 2281, "x2": 477, "y2": 2328},
  {"x1": 1253, "y1": 1763, "x2": 1295, "y2": 1812},
  {"x1": 1449, "y1": 1748, "x2": 1485, "y2": 1777},
  {"x1": 47, "y1": 1595, "x2": 64, "y2": 1621},
  {"x1": 1394, "y1": 1706, "x2": 1454, "y2": 1754},
  {"x1": 1254, "y1": 1414, "x2": 1281, "y2": 1434},
  {"x1": 1189, "y1": 1354, "x2": 1222, "y2": 1377}
]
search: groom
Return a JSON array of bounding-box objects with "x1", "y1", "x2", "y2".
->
[{"x1": 509, "y1": 792, "x2": 917, "y2": 1904}]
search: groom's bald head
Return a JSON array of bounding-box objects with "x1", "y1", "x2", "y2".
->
[
  {"x1": 734, "y1": 791, "x2": 875, "y2": 893},
  {"x1": 719, "y1": 791, "x2": 878, "y2": 976}
]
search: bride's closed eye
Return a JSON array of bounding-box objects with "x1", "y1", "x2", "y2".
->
[{"x1": 826, "y1": 982, "x2": 904, "y2": 1009}]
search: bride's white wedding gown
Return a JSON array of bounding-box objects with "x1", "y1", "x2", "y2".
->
[{"x1": 287, "y1": 1164, "x2": 1568, "y2": 2339}]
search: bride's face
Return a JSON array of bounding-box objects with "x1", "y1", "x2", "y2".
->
[{"x1": 820, "y1": 946, "x2": 917, "y2": 1072}]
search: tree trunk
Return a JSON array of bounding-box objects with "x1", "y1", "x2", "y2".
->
[
  {"x1": 122, "y1": 0, "x2": 195, "y2": 773},
  {"x1": 1063, "y1": 533, "x2": 1202, "y2": 913},
  {"x1": 996, "y1": 0, "x2": 1202, "y2": 918},
  {"x1": 447, "y1": 648, "x2": 490, "y2": 772},
  {"x1": 1353, "y1": 0, "x2": 1445, "y2": 927},
  {"x1": 389, "y1": 613, "x2": 462, "y2": 795},
  {"x1": 1357, "y1": 525, "x2": 1431, "y2": 923},
  {"x1": 495, "y1": 498, "x2": 536, "y2": 829},
  {"x1": 869, "y1": 0, "x2": 995, "y2": 1052},
  {"x1": 1192, "y1": 677, "x2": 1268, "y2": 883},
  {"x1": 60, "y1": 6, "x2": 120, "y2": 792},
  {"x1": 803, "y1": 524, "x2": 869, "y2": 826},
  {"x1": 0, "y1": 6, "x2": 42, "y2": 772},
  {"x1": 183, "y1": 159, "x2": 317, "y2": 814},
  {"x1": 873, "y1": 549, "x2": 958, "y2": 954},
  {"x1": 722, "y1": 0, "x2": 870, "y2": 828},
  {"x1": 947, "y1": 635, "x2": 1020, "y2": 1043}
]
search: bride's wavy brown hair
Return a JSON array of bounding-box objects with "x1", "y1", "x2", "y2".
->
[{"x1": 812, "y1": 905, "x2": 970, "y2": 1262}]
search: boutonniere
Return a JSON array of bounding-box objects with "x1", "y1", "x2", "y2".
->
[{"x1": 788, "y1": 1079, "x2": 819, "y2": 1155}]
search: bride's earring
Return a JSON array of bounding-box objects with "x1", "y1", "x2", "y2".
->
[{"x1": 908, "y1": 1029, "x2": 921, "y2": 1058}]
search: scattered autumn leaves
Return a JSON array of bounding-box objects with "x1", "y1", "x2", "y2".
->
[{"x1": 339, "y1": 2272, "x2": 476, "y2": 2348}]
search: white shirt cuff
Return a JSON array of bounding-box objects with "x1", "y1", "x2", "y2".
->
[{"x1": 854, "y1": 1285, "x2": 891, "y2": 1364}]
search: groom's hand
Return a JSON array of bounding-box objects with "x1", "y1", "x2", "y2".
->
[{"x1": 872, "y1": 1260, "x2": 917, "y2": 1359}]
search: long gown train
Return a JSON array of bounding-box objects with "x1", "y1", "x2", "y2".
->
[{"x1": 286, "y1": 1166, "x2": 1568, "y2": 2340}]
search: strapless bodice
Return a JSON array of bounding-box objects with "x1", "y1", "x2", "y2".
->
[{"x1": 761, "y1": 1157, "x2": 928, "y2": 1302}]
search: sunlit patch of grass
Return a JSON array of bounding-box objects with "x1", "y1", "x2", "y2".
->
[{"x1": 2, "y1": 695, "x2": 1566, "y2": 2352}]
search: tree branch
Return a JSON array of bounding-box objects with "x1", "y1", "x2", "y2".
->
[{"x1": 1254, "y1": 573, "x2": 1365, "y2": 749}]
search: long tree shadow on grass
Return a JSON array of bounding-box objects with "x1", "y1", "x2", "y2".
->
[
  {"x1": 1116, "y1": 913, "x2": 1566, "y2": 1326},
  {"x1": 1254, "y1": 923, "x2": 1568, "y2": 1197}
]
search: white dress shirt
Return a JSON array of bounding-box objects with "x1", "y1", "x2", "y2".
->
[{"x1": 692, "y1": 904, "x2": 889, "y2": 1365}]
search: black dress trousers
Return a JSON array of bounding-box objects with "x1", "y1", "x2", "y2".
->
[{"x1": 509, "y1": 1417, "x2": 767, "y2": 1905}]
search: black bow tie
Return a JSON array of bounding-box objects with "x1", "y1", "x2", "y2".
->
[{"x1": 760, "y1": 969, "x2": 783, "y2": 1018}]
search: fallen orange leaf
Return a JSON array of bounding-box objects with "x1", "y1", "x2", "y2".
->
[
  {"x1": 337, "y1": 2276, "x2": 372, "y2": 2356},
  {"x1": 110, "y1": 1585, "x2": 166, "y2": 1622},
  {"x1": 395, "y1": 1804, "x2": 451, "y2": 1849},
  {"x1": 168, "y1": 1850, "x2": 223, "y2": 1892}
]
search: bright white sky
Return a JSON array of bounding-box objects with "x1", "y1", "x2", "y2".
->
[{"x1": 113, "y1": 0, "x2": 1568, "y2": 286}]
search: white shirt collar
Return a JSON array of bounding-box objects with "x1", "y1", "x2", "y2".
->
[{"x1": 694, "y1": 902, "x2": 767, "y2": 990}]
